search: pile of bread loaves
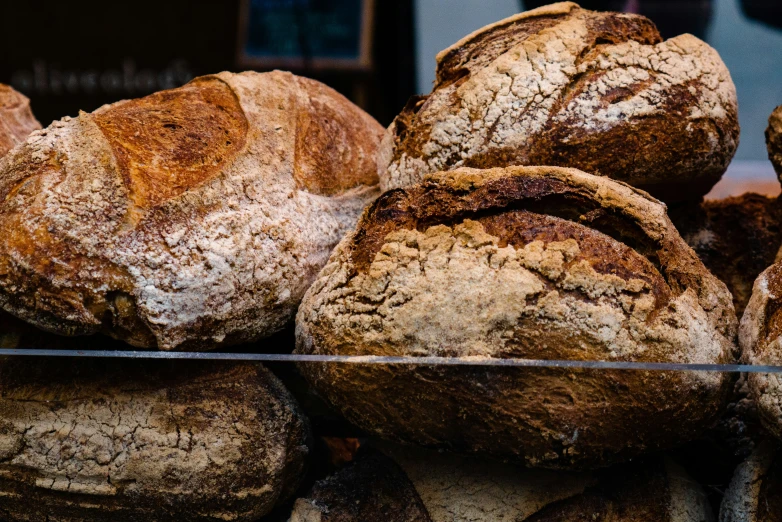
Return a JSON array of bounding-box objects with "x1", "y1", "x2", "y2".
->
[{"x1": 1, "y1": 2, "x2": 782, "y2": 520}]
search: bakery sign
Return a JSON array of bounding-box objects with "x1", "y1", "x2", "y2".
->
[{"x1": 236, "y1": 0, "x2": 374, "y2": 70}]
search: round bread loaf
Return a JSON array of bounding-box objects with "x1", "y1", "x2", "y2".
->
[
  {"x1": 669, "y1": 193, "x2": 782, "y2": 317},
  {"x1": 0, "y1": 84, "x2": 40, "y2": 157},
  {"x1": 768, "y1": 105, "x2": 782, "y2": 182},
  {"x1": 0, "y1": 71, "x2": 383, "y2": 350},
  {"x1": 0, "y1": 358, "x2": 310, "y2": 521},
  {"x1": 720, "y1": 441, "x2": 781, "y2": 522},
  {"x1": 379, "y1": 1, "x2": 739, "y2": 202},
  {"x1": 291, "y1": 444, "x2": 713, "y2": 521},
  {"x1": 295, "y1": 165, "x2": 737, "y2": 469},
  {"x1": 739, "y1": 263, "x2": 782, "y2": 440}
]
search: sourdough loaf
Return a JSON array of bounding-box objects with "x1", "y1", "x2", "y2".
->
[
  {"x1": 379, "y1": 2, "x2": 739, "y2": 202},
  {"x1": 768, "y1": 105, "x2": 782, "y2": 181},
  {"x1": 0, "y1": 71, "x2": 383, "y2": 350},
  {"x1": 296, "y1": 165, "x2": 737, "y2": 469},
  {"x1": 0, "y1": 359, "x2": 310, "y2": 521},
  {"x1": 669, "y1": 194, "x2": 782, "y2": 317},
  {"x1": 0, "y1": 84, "x2": 40, "y2": 157},
  {"x1": 291, "y1": 444, "x2": 713, "y2": 521},
  {"x1": 720, "y1": 440, "x2": 782, "y2": 522}
]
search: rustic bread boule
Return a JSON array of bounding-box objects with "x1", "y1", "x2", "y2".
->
[
  {"x1": 669, "y1": 194, "x2": 782, "y2": 317},
  {"x1": 379, "y1": 2, "x2": 739, "y2": 202},
  {"x1": 292, "y1": 444, "x2": 713, "y2": 521},
  {"x1": 0, "y1": 71, "x2": 383, "y2": 350},
  {"x1": 0, "y1": 84, "x2": 40, "y2": 157},
  {"x1": 0, "y1": 358, "x2": 310, "y2": 521},
  {"x1": 720, "y1": 440, "x2": 781, "y2": 522},
  {"x1": 768, "y1": 105, "x2": 782, "y2": 181},
  {"x1": 295, "y1": 165, "x2": 737, "y2": 469}
]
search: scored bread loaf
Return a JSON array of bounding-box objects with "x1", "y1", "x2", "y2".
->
[
  {"x1": 379, "y1": 2, "x2": 739, "y2": 202},
  {"x1": 0, "y1": 359, "x2": 310, "y2": 521},
  {"x1": 669, "y1": 194, "x2": 782, "y2": 317},
  {"x1": 291, "y1": 443, "x2": 713, "y2": 521},
  {"x1": 296, "y1": 165, "x2": 737, "y2": 469},
  {"x1": 0, "y1": 71, "x2": 383, "y2": 350},
  {"x1": 768, "y1": 105, "x2": 782, "y2": 181},
  {"x1": 0, "y1": 84, "x2": 40, "y2": 157}
]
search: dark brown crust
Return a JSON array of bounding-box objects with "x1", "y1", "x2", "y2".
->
[
  {"x1": 669, "y1": 193, "x2": 782, "y2": 317},
  {"x1": 0, "y1": 84, "x2": 41, "y2": 157},
  {"x1": 768, "y1": 105, "x2": 782, "y2": 181},
  {"x1": 0, "y1": 359, "x2": 311, "y2": 522},
  {"x1": 291, "y1": 451, "x2": 432, "y2": 522},
  {"x1": 293, "y1": 76, "x2": 383, "y2": 196},
  {"x1": 92, "y1": 77, "x2": 249, "y2": 209},
  {"x1": 756, "y1": 449, "x2": 782, "y2": 521}
]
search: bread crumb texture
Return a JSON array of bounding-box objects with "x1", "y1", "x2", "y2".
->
[
  {"x1": 296, "y1": 166, "x2": 736, "y2": 469},
  {"x1": 0, "y1": 84, "x2": 40, "y2": 158},
  {"x1": 0, "y1": 359, "x2": 310, "y2": 521},
  {"x1": 380, "y1": 2, "x2": 738, "y2": 202},
  {"x1": 0, "y1": 71, "x2": 382, "y2": 350}
]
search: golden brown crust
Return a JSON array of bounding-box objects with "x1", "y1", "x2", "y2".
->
[
  {"x1": 0, "y1": 84, "x2": 40, "y2": 158},
  {"x1": 669, "y1": 194, "x2": 782, "y2": 317},
  {"x1": 0, "y1": 71, "x2": 383, "y2": 350},
  {"x1": 379, "y1": 3, "x2": 739, "y2": 202},
  {"x1": 768, "y1": 105, "x2": 782, "y2": 182},
  {"x1": 296, "y1": 165, "x2": 737, "y2": 469},
  {"x1": 0, "y1": 359, "x2": 311, "y2": 521}
]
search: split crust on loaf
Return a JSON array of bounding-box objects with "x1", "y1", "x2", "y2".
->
[
  {"x1": 0, "y1": 84, "x2": 40, "y2": 157},
  {"x1": 0, "y1": 359, "x2": 311, "y2": 521},
  {"x1": 296, "y1": 165, "x2": 736, "y2": 469},
  {"x1": 379, "y1": 2, "x2": 739, "y2": 202},
  {"x1": 768, "y1": 105, "x2": 782, "y2": 181},
  {"x1": 0, "y1": 71, "x2": 383, "y2": 350},
  {"x1": 292, "y1": 442, "x2": 713, "y2": 522}
]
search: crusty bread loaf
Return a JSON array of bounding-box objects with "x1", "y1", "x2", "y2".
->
[
  {"x1": 292, "y1": 444, "x2": 713, "y2": 521},
  {"x1": 379, "y1": 2, "x2": 739, "y2": 202},
  {"x1": 295, "y1": 165, "x2": 737, "y2": 469},
  {"x1": 0, "y1": 84, "x2": 40, "y2": 157},
  {"x1": 669, "y1": 194, "x2": 782, "y2": 317},
  {"x1": 720, "y1": 440, "x2": 781, "y2": 522},
  {"x1": 768, "y1": 105, "x2": 782, "y2": 181},
  {"x1": 0, "y1": 71, "x2": 383, "y2": 350},
  {"x1": 740, "y1": 263, "x2": 782, "y2": 441},
  {"x1": 0, "y1": 359, "x2": 310, "y2": 521}
]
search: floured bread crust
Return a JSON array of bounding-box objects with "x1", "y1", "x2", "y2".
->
[
  {"x1": 0, "y1": 84, "x2": 40, "y2": 157},
  {"x1": 379, "y1": 2, "x2": 738, "y2": 202},
  {"x1": 0, "y1": 359, "x2": 311, "y2": 521},
  {"x1": 296, "y1": 165, "x2": 736, "y2": 469},
  {"x1": 669, "y1": 194, "x2": 782, "y2": 317},
  {"x1": 768, "y1": 105, "x2": 782, "y2": 181},
  {"x1": 0, "y1": 71, "x2": 383, "y2": 350},
  {"x1": 291, "y1": 442, "x2": 713, "y2": 521},
  {"x1": 719, "y1": 441, "x2": 781, "y2": 522}
]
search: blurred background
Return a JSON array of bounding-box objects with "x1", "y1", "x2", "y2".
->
[{"x1": 0, "y1": 0, "x2": 780, "y2": 196}]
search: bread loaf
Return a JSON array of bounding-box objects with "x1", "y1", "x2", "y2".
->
[
  {"x1": 669, "y1": 194, "x2": 782, "y2": 317},
  {"x1": 0, "y1": 84, "x2": 40, "y2": 157},
  {"x1": 295, "y1": 165, "x2": 736, "y2": 469},
  {"x1": 0, "y1": 359, "x2": 310, "y2": 521},
  {"x1": 740, "y1": 263, "x2": 782, "y2": 440},
  {"x1": 768, "y1": 105, "x2": 782, "y2": 181},
  {"x1": 0, "y1": 71, "x2": 383, "y2": 350},
  {"x1": 379, "y1": 2, "x2": 738, "y2": 202},
  {"x1": 720, "y1": 440, "x2": 781, "y2": 521},
  {"x1": 291, "y1": 444, "x2": 713, "y2": 521}
]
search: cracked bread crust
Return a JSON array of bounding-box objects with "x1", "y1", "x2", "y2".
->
[
  {"x1": 0, "y1": 359, "x2": 311, "y2": 522},
  {"x1": 0, "y1": 71, "x2": 383, "y2": 350},
  {"x1": 292, "y1": 443, "x2": 713, "y2": 522},
  {"x1": 295, "y1": 165, "x2": 737, "y2": 469},
  {"x1": 768, "y1": 105, "x2": 782, "y2": 182},
  {"x1": 379, "y1": 2, "x2": 739, "y2": 202},
  {"x1": 0, "y1": 84, "x2": 40, "y2": 158}
]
